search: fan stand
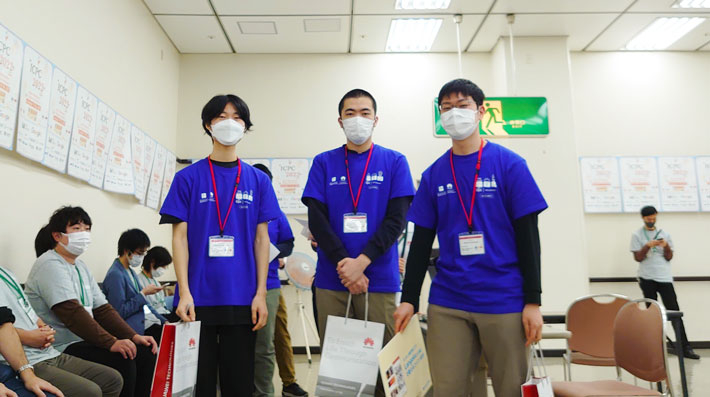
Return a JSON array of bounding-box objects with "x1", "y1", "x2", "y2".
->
[{"x1": 295, "y1": 288, "x2": 320, "y2": 365}]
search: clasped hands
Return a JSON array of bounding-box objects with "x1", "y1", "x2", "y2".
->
[{"x1": 336, "y1": 254, "x2": 371, "y2": 295}]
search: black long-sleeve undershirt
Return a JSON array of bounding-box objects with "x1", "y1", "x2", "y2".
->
[
  {"x1": 401, "y1": 212, "x2": 542, "y2": 312},
  {"x1": 0, "y1": 306, "x2": 15, "y2": 325}
]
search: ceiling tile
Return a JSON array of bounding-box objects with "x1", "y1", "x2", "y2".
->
[
  {"x1": 212, "y1": 0, "x2": 351, "y2": 15},
  {"x1": 221, "y1": 16, "x2": 350, "y2": 53},
  {"x1": 353, "y1": 0, "x2": 494, "y2": 14},
  {"x1": 491, "y1": 0, "x2": 634, "y2": 13},
  {"x1": 304, "y1": 18, "x2": 342, "y2": 32},
  {"x1": 467, "y1": 13, "x2": 617, "y2": 52},
  {"x1": 629, "y1": 0, "x2": 710, "y2": 13},
  {"x1": 143, "y1": 0, "x2": 212, "y2": 15},
  {"x1": 154, "y1": 15, "x2": 232, "y2": 53},
  {"x1": 238, "y1": 21, "x2": 278, "y2": 34},
  {"x1": 351, "y1": 14, "x2": 483, "y2": 53}
]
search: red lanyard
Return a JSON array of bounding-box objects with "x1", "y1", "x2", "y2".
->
[
  {"x1": 344, "y1": 144, "x2": 374, "y2": 214},
  {"x1": 449, "y1": 139, "x2": 484, "y2": 232},
  {"x1": 207, "y1": 156, "x2": 241, "y2": 236}
]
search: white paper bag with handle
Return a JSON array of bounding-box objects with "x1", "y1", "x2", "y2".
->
[
  {"x1": 315, "y1": 293, "x2": 385, "y2": 397},
  {"x1": 151, "y1": 321, "x2": 201, "y2": 397},
  {"x1": 521, "y1": 343, "x2": 553, "y2": 397}
]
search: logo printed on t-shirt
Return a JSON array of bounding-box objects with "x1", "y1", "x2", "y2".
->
[
  {"x1": 235, "y1": 190, "x2": 254, "y2": 208},
  {"x1": 477, "y1": 174, "x2": 498, "y2": 198},
  {"x1": 437, "y1": 183, "x2": 456, "y2": 197},
  {"x1": 199, "y1": 191, "x2": 216, "y2": 203},
  {"x1": 329, "y1": 176, "x2": 348, "y2": 186}
]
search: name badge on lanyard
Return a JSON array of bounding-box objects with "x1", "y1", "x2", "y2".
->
[
  {"x1": 74, "y1": 265, "x2": 93, "y2": 317},
  {"x1": 343, "y1": 144, "x2": 374, "y2": 234},
  {"x1": 207, "y1": 156, "x2": 241, "y2": 258},
  {"x1": 0, "y1": 268, "x2": 38, "y2": 324},
  {"x1": 459, "y1": 232, "x2": 485, "y2": 256}
]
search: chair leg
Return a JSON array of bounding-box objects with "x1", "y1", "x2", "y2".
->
[
  {"x1": 562, "y1": 354, "x2": 570, "y2": 381},
  {"x1": 616, "y1": 366, "x2": 622, "y2": 381}
]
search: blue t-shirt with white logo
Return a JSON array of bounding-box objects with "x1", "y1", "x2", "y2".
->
[
  {"x1": 267, "y1": 212, "x2": 294, "y2": 290},
  {"x1": 408, "y1": 142, "x2": 547, "y2": 314},
  {"x1": 160, "y1": 158, "x2": 281, "y2": 307},
  {"x1": 302, "y1": 144, "x2": 415, "y2": 293}
]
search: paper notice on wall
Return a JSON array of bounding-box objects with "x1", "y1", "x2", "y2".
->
[
  {"x1": 88, "y1": 102, "x2": 116, "y2": 188},
  {"x1": 140, "y1": 136, "x2": 157, "y2": 205},
  {"x1": 15, "y1": 46, "x2": 52, "y2": 162},
  {"x1": 0, "y1": 24, "x2": 24, "y2": 150},
  {"x1": 579, "y1": 157, "x2": 622, "y2": 213},
  {"x1": 42, "y1": 68, "x2": 77, "y2": 173},
  {"x1": 160, "y1": 151, "x2": 176, "y2": 208},
  {"x1": 103, "y1": 115, "x2": 134, "y2": 194},
  {"x1": 619, "y1": 157, "x2": 660, "y2": 213},
  {"x1": 146, "y1": 144, "x2": 167, "y2": 210},
  {"x1": 697, "y1": 156, "x2": 710, "y2": 212},
  {"x1": 66, "y1": 86, "x2": 97, "y2": 181},
  {"x1": 271, "y1": 158, "x2": 310, "y2": 214},
  {"x1": 131, "y1": 126, "x2": 145, "y2": 201},
  {"x1": 658, "y1": 157, "x2": 699, "y2": 212}
]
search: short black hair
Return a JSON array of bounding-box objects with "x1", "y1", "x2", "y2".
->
[
  {"x1": 338, "y1": 89, "x2": 377, "y2": 116},
  {"x1": 142, "y1": 246, "x2": 172, "y2": 271},
  {"x1": 117, "y1": 229, "x2": 150, "y2": 256},
  {"x1": 438, "y1": 79, "x2": 486, "y2": 107},
  {"x1": 47, "y1": 206, "x2": 92, "y2": 248},
  {"x1": 640, "y1": 206, "x2": 657, "y2": 217},
  {"x1": 34, "y1": 225, "x2": 54, "y2": 258},
  {"x1": 201, "y1": 94, "x2": 253, "y2": 137},
  {"x1": 253, "y1": 163, "x2": 273, "y2": 181}
]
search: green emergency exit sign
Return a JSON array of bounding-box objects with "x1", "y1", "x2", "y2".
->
[{"x1": 433, "y1": 97, "x2": 549, "y2": 137}]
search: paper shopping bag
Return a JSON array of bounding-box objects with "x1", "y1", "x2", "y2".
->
[
  {"x1": 151, "y1": 321, "x2": 201, "y2": 397},
  {"x1": 521, "y1": 343, "x2": 553, "y2": 397}
]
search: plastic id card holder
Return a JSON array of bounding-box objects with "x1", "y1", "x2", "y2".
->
[
  {"x1": 459, "y1": 232, "x2": 485, "y2": 256},
  {"x1": 209, "y1": 235, "x2": 235, "y2": 257},
  {"x1": 20, "y1": 299, "x2": 38, "y2": 324},
  {"x1": 343, "y1": 213, "x2": 367, "y2": 233}
]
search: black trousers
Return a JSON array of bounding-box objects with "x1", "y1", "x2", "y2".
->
[
  {"x1": 638, "y1": 277, "x2": 690, "y2": 346},
  {"x1": 64, "y1": 341, "x2": 156, "y2": 397},
  {"x1": 196, "y1": 324, "x2": 256, "y2": 397}
]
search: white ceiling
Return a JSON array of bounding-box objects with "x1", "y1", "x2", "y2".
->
[{"x1": 143, "y1": 0, "x2": 710, "y2": 53}]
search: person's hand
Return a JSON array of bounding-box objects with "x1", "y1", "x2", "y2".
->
[
  {"x1": 141, "y1": 284, "x2": 164, "y2": 296},
  {"x1": 110, "y1": 339, "x2": 137, "y2": 360},
  {"x1": 251, "y1": 292, "x2": 268, "y2": 331},
  {"x1": 36, "y1": 318, "x2": 47, "y2": 328},
  {"x1": 393, "y1": 302, "x2": 415, "y2": 334},
  {"x1": 133, "y1": 334, "x2": 158, "y2": 354},
  {"x1": 338, "y1": 254, "x2": 371, "y2": 286},
  {"x1": 278, "y1": 258, "x2": 285, "y2": 269},
  {"x1": 522, "y1": 304, "x2": 543, "y2": 347},
  {"x1": 23, "y1": 327, "x2": 56, "y2": 349},
  {"x1": 347, "y1": 274, "x2": 369, "y2": 295},
  {"x1": 19, "y1": 370, "x2": 64, "y2": 397},
  {"x1": 646, "y1": 240, "x2": 661, "y2": 248},
  {"x1": 658, "y1": 239, "x2": 668, "y2": 248},
  {"x1": 0, "y1": 382, "x2": 18, "y2": 397},
  {"x1": 176, "y1": 292, "x2": 196, "y2": 322},
  {"x1": 398, "y1": 258, "x2": 406, "y2": 274}
]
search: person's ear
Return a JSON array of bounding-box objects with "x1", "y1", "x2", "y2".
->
[
  {"x1": 338, "y1": 117, "x2": 344, "y2": 129},
  {"x1": 51, "y1": 231, "x2": 63, "y2": 243},
  {"x1": 373, "y1": 116, "x2": 379, "y2": 128}
]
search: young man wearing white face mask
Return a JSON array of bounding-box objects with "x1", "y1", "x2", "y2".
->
[
  {"x1": 25, "y1": 207, "x2": 159, "y2": 397},
  {"x1": 302, "y1": 89, "x2": 415, "y2": 390},
  {"x1": 160, "y1": 94, "x2": 280, "y2": 396},
  {"x1": 102, "y1": 229, "x2": 167, "y2": 342},
  {"x1": 393, "y1": 79, "x2": 548, "y2": 397}
]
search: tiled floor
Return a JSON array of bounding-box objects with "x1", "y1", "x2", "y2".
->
[{"x1": 275, "y1": 349, "x2": 709, "y2": 396}]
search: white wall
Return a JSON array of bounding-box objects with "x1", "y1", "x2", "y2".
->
[{"x1": 0, "y1": 1, "x2": 180, "y2": 281}]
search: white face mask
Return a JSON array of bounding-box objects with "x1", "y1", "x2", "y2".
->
[
  {"x1": 59, "y1": 231, "x2": 91, "y2": 256},
  {"x1": 342, "y1": 116, "x2": 374, "y2": 145},
  {"x1": 441, "y1": 108, "x2": 479, "y2": 141},
  {"x1": 211, "y1": 119, "x2": 245, "y2": 146},
  {"x1": 129, "y1": 253, "x2": 145, "y2": 268},
  {"x1": 152, "y1": 267, "x2": 165, "y2": 278}
]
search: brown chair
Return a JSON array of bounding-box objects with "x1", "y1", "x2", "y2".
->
[
  {"x1": 553, "y1": 299, "x2": 674, "y2": 396},
  {"x1": 563, "y1": 294, "x2": 630, "y2": 381}
]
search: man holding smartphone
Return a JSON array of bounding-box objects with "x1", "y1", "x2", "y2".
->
[{"x1": 630, "y1": 205, "x2": 699, "y2": 359}]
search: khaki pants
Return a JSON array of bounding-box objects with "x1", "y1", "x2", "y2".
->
[
  {"x1": 254, "y1": 288, "x2": 281, "y2": 396},
  {"x1": 427, "y1": 304, "x2": 527, "y2": 397},
  {"x1": 274, "y1": 291, "x2": 297, "y2": 387},
  {"x1": 34, "y1": 353, "x2": 123, "y2": 397}
]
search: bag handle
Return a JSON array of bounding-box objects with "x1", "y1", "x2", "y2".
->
[
  {"x1": 526, "y1": 343, "x2": 548, "y2": 380},
  {"x1": 344, "y1": 291, "x2": 370, "y2": 327}
]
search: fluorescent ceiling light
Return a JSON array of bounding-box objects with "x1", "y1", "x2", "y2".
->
[
  {"x1": 673, "y1": 0, "x2": 710, "y2": 8},
  {"x1": 386, "y1": 18, "x2": 442, "y2": 52},
  {"x1": 623, "y1": 17, "x2": 705, "y2": 50},
  {"x1": 395, "y1": 0, "x2": 452, "y2": 10}
]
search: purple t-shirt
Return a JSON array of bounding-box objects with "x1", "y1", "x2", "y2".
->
[{"x1": 267, "y1": 212, "x2": 294, "y2": 290}]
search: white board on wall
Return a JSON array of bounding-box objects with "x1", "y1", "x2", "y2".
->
[
  {"x1": 580, "y1": 157, "x2": 622, "y2": 213},
  {"x1": 658, "y1": 156, "x2": 699, "y2": 212},
  {"x1": 15, "y1": 46, "x2": 52, "y2": 162},
  {"x1": 0, "y1": 24, "x2": 23, "y2": 150},
  {"x1": 618, "y1": 157, "x2": 660, "y2": 213},
  {"x1": 88, "y1": 101, "x2": 115, "y2": 188},
  {"x1": 103, "y1": 115, "x2": 134, "y2": 194},
  {"x1": 66, "y1": 86, "x2": 97, "y2": 181},
  {"x1": 42, "y1": 68, "x2": 77, "y2": 173},
  {"x1": 694, "y1": 156, "x2": 710, "y2": 212}
]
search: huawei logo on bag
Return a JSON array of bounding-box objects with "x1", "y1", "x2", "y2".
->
[
  {"x1": 188, "y1": 338, "x2": 196, "y2": 350},
  {"x1": 364, "y1": 337, "x2": 375, "y2": 347}
]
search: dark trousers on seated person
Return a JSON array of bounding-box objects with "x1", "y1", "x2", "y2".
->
[
  {"x1": 144, "y1": 324, "x2": 163, "y2": 344},
  {"x1": 0, "y1": 364, "x2": 58, "y2": 397},
  {"x1": 638, "y1": 277, "x2": 690, "y2": 346},
  {"x1": 64, "y1": 341, "x2": 156, "y2": 397},
  {"x1": 196, "y1": 324, "x2": 257, "y2": 397}
]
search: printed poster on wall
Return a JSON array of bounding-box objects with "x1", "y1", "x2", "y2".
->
[
  {"x1": 42, "y1": 68, "x2": 77, "y2": 172},
  {"x1": 140, "y1": 136, "x2": 157, "y2": 205},
  {"x1": 658, "y1": 157, "x2": 699, "y2": 212},
  {"x1": 160, "y1": 151, "x2": 176, "y2": 208},
  {"x1": 15, "y1": 46, "x2": 52, "y2": 162},
  {"x1": 694, "y1": 156, "x2": 710, "y2": 212},
  {"x1": 66, "y1": 86, "x2": 97, "y2": 181},
  {"x1": 618, "y1": 157, "x2": 660, "y2": 213},
  {"x1": 88, "y1": 102, "x2": 116, "y2": 188},
  {"x1": 131, "y1": 126, "x2": 145, "y2": 202},
  {"x1": 103, "y1": 115, "x2": 134, "y2": 194},
  {"x1": 0, "y1": 24, "x2": 23, "y2": 150},
  {"x1": 271, "y1": 158, "x2": 310, "y2": 214},
  {"x1": 146, "y1": 144, "x2": 167, "y2": 210},
  {"x1": 579, "y1": 157, "x2": 622, "y2": 213}
]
